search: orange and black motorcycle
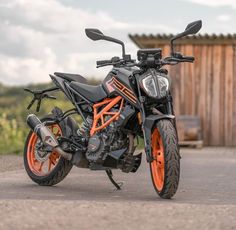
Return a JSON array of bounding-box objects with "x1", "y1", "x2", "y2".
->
[{"x1": 24, "y1": 20, "x2": 202, "y2": 199}]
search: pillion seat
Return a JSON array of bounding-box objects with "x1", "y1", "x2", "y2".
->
[
  {"x1": 54, "y1": 72, "x2": 87, "y2": 83},
  {"x1": 70, "y1": 81, "x2": 107, "y2": 103}
]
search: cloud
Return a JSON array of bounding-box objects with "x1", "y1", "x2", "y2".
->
[
  {"x1": 183, "y1": 0, "x2": 236, "y2": 9},
  {"x1": 0, "y1": 0, "x2": 175, "y2": 85},
  {"x1": 217, "y1": 14, "x2": 231, "y2": 22}
]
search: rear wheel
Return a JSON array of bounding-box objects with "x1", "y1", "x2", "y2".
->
[
  {"x1": 149, "y1": 119, "x2": 180, "y2": 199},
  {"x1": 24, "y1": 116, "x2": 73, "y2": 186}
]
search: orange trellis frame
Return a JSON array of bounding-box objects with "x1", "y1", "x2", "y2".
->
[{"x1": 90, "y1": 96, "x2": 124, "y2": 136}]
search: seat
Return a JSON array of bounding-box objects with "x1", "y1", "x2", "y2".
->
[
  {"x1": 70, "y1": 81, "x2": 107, "y2": 102},
  {"x1": 54, "y1": 72, "x2": 87, "y2": 83}
]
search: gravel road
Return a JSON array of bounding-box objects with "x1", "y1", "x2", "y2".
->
[{"x1": 0, "y1": 147, "x2": 236, "y2": 230}]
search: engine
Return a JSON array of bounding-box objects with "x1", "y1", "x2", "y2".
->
[
  {"x1": 84, "y1": 105, "x2": 135, "y2": 164},
  {"x1": 86, "y1": 123, "x2": 128, "y2": 163}
]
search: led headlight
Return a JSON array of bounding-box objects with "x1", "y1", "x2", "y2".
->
[
  {"x1": 142, "y1": 74, "x2": 158, "y2": 98},
  {"x1": 140, "y1": 71, "x2": 170, "y2": 99},
  {"x1": 157, "y1": 75, "x2": 169, "y2": 98}
]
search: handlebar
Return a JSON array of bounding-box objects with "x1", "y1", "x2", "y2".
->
[
  {"x1": 96, "y1": 56, "x2": 124, "y2": 68},
  {"x1": 96, "y1": 53, "x2": 195, "y2": 68},
  {"x1": 182, "y1": 56, "x2": 195, "y2": 62},
  {"x1": 96, "y1": 60, "x2": 112, "y2": 66}
]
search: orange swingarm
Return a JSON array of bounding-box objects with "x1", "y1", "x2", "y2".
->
[{"x1": 90, "y1": 96, "x2": 124, "y2": 136}]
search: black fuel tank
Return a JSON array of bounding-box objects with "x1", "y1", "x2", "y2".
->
[{"x1": 102, "y1": 67, "x2": 139, "y2": 108}]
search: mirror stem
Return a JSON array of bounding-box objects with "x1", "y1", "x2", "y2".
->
[
  {"x1": 122, "y1": 44, "x2": 125, "y2": 58},
  {"x1": 170, "y1": 39, "x2": 175, "y2": 56}
]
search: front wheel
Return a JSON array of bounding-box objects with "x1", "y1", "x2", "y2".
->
[{"x1": 149, "y1": 119, "x2": 180, "y2": 199}]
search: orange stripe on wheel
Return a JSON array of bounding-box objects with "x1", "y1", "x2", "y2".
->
[
  {"x1": 27, "y1": 124, "x2": 62, "y2": 176},
  {"x1": 150, "y1": 128, "x2": 165, "y2": 191}
]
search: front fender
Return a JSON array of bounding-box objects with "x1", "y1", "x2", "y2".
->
[{"x1": 143, "y1": 114, "x2": 175, "y2": 162}]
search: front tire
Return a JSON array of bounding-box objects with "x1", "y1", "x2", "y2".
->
[
  {"x1": 149, "y1": 119, "x2": 180, "y2": 199},
  {"x1": 24, "y1": 115, "x2": 73, "y2": 186}
]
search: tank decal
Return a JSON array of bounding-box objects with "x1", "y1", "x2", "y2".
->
[
  {"x1": 112, "y1": 77, "x2": 137, "y2": 104},
  {"x1": 105, "y1": 78, "x2": 115, "y2": 93}
]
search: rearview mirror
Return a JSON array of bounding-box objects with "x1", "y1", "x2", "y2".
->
[
  {"x1": 184, "y1": 20, "x2": 202, "y2": 36},
  {"x1": 170, "y1": 20, "x2": 202, "y2": 55},
  {"x1": 85, "y1": 28, "x2": 128, "y2": 60},
  {"x1": 85, "y1": 28, "x2": 104, "y2": 41}
]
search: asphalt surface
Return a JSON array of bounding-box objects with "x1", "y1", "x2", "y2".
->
[{"x1": 0, "y1": 147, "x2": 236, "y2": 230}]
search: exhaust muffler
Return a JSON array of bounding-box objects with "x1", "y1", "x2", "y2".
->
[{"x1": 26, "y1": 114, "x2": 72, "y2": 160}]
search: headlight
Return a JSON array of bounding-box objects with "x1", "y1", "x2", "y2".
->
[
  {"x1": 142, "y1": 74, "x2": 158, "y2": 97},
  {"x1": 140, "y1": 71, "x2": 170, "y2": 99},
  {"x1": 157, "y1": 76, "x2": 169, "y2": 98}
]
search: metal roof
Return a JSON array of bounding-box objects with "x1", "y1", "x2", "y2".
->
[{"x1": 129, "y1": 34, "x2": 236, "y2": 47}]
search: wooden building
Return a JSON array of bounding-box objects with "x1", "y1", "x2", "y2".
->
[{"x1": 129, "y1": 34, "x2": 236, "y2": 146}]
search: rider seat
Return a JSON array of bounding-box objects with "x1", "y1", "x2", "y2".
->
[
  {"x1": 70, "y1": 81, "x2": 107, "y2": 103},
  {"x1": 54, "y1": 72, "x2": 87, "y2": 83}
]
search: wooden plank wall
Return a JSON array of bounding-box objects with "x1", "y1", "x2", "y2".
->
[{"x1": 156, "y1": 44, "x2": 235, "y2": 146}]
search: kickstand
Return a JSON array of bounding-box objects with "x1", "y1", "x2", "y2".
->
[{"x1": 105, "y1": 169, "x2": 123, "y2": 190}]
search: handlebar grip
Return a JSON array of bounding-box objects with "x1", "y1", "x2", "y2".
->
[
  {"x1": 96, "y1": 60, "x2": 111, "y2": 65},
  {"x1": 182, "y1": 56, "x2": 195, "y2": 62}
]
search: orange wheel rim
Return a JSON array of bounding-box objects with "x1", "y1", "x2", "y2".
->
[
  {"x1": 151, "y1": 128, "x2": 165, "y2": 191},
  {"x1": 27, "y1": 124, "x2": 62, "y2": 176}
]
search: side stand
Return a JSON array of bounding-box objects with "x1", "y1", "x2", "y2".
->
[{"x1": 105, "y1": 169, "x2": 123, "y2": 190}]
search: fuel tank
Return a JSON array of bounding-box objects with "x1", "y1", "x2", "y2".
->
[{"x1": 102, "y1": 67, "x2": 139, "y2": 108}]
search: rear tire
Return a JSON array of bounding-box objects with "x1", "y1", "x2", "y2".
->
[
  {"x1": 149, "y1": 119, "x2": 180, "y2": 199},
  {"x1": 24, "y1": 115, "x2": 73, "y2": 186}
]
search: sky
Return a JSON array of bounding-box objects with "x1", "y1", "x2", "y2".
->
[{"x1": 0, "y1": 0, "x2": 236, "y2": 85}]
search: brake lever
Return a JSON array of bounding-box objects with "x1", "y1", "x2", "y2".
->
[
  {"x1": 173, "y1": 52, "x2": 195, "y2": 62},
  {"x1": 161, "y1": 57, "x2": 178, "y2": 65}
]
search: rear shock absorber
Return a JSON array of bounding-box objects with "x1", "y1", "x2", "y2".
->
[{"x1": 77, "y1": 116, "x2": 93, "y2": 138}]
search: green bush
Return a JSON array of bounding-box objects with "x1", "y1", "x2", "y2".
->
[
  {"x1": 0, "y1": 113, "x2": 26, "y2": 154},
  {"x1": 0, "y1": 82, "x2": 81, "y2": 155}
]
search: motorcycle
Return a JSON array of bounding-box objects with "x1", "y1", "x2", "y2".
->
[{"x1": 24, "y1": 20, "x2": 202, "y2": 199}]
